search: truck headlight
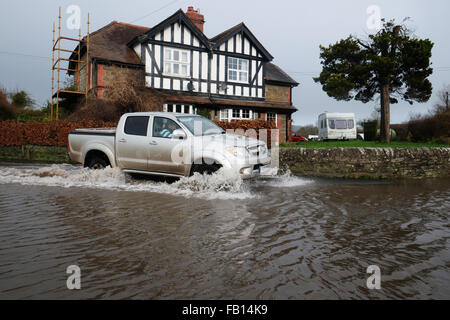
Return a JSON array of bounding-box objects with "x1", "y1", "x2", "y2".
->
[
  {"x1": 226, "y1": 146, "x2": 248, "y2": 157},
  {"x1": 259, "y1": 145, "x2": 268, "y2": 155}
]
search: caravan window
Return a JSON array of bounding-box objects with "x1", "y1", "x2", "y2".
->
[
  {"x1": 335, "y1": 120, "x2": 347, "y2": 129},
  {"x1": 347, "y1": 119, "x2": 355, "y2": 129},
  {"x1": 328, "y1": 120, "x2": 335, "y2": 129}
]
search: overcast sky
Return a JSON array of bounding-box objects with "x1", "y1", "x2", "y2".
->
[{"x1": 1, "y1": 0, "x2": 449, "y2": 125}]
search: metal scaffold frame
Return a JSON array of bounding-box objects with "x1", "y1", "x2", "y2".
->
[{"x1": 51, "y1": 7, "x2": 90, "y2": 120}]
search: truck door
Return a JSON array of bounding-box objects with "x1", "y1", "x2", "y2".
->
[
  {"x1": 116, "y1": 115, "x2": 150, "y2": 170},
  {"x1": 148, "y1": 116, "x2": 187, "y2": 175}
]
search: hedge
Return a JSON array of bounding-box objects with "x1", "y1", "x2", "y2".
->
[
  {"x1": 0, "y1": 119, "x2": 278, "y2": 147},
  {"x1": 391, "y1": 111, "x2": 450, "y2": 144},
  {"x1": 0, "y1": 120, "x2": 117, "y2": 147}
]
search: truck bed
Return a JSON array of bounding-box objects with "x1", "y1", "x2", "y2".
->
[{"x1": 68, "y1": 128, "x2": 117, "y2": 166}]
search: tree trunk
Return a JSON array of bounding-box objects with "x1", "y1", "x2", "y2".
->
[{"x1": 380, "y1": 84, "x2": 391, "y2": 143}]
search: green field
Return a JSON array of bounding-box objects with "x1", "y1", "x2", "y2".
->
[{"x1": 280, "y1": 140, "x2": 449, "y2": 149}]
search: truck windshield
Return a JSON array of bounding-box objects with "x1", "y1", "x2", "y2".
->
[{"x1": 176, "y1": 116, "x2": 225, "y2": 136}]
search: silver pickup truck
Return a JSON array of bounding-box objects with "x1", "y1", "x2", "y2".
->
[{"x1": 68, "y1": 112, "x2": 271, "y2": 179}]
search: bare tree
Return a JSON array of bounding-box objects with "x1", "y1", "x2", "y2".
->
[
  {"x1": 431, "y1": 85, "x2": 450, "y2": 115},
  {"x1": 69, "y1": 73, "x2": 165, "y2": 122},
  {"x1": 296, "y1": 125, "x2": 318, "y2": 137}
]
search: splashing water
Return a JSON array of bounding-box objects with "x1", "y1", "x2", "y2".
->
[
  {"x1": 0, "y1": 164, "x2": 256, "y2": 200},
  {"x1": 0, "y1": 164, "x2": 314, "y2": 200},
  {"x1": 259, "y1": 167, "x2": 314, "y2": 188}
]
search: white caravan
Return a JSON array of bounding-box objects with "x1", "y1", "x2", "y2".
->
[{"x1": 318, "y1": 112, "x2": 357, "y2": 140}]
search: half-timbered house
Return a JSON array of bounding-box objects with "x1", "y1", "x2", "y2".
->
[{"x1": 69, "y1": 7, "x2": 299, "y2": 142}]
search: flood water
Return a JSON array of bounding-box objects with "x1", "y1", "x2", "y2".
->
[{"x1": 0, "y1": 163, "x2": 449, "y2": 300}]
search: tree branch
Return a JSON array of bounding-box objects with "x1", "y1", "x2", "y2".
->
[{"x1": 356, "y1": 39, "x2": 375, "y2": 53}]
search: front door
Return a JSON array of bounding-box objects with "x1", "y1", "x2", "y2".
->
[
  {"x1": 116, "y1": 115, "x2": 150, "y2": 170},
  {"x1": 148, "y1": 117, "x2": 187, "y2": 175}
]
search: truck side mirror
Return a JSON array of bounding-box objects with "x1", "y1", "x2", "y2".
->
[{"x1": 172, "y1": 129, "x2": 187, "y2": 140}]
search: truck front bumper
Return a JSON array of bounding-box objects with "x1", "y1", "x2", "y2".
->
[{"x1": 238, "y1": 158, "x2": 272, "y2": 179}]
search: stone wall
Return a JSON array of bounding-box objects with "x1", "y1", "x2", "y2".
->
[
  {"x1": 0, "y1": 146, "x2": 71, "y2": 163},
  {"x1": 280, "y1": 148, "x2": 450, "y2": 179}
]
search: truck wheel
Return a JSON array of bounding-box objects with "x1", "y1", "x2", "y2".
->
[
  {"x1": 190, "y1": 161, "x2": 222, "y2": 176},
  {"x1": 87, "y1": 155, "x2": 108, "y2": 170}
]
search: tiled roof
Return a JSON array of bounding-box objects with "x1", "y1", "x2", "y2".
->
[
  {"x1": 210, "y1": 23, "x2": 244, "y2": 43},
  {"x1": 70, "y1": 21, "x2": 149, "y2": 68},
  {"x1": 265, "y1": 63, "x2": 299, "y2": 86}
]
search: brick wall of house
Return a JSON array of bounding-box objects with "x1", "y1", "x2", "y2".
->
[
  {"x1": 96, "y1": 63, "x2": 145, "y2": 98},
  {"x1": 265, "y1": 84, "x2": 290, "y2": 103},
  {"x1": 277, "y1": 113, "x2": 287, "y2": 143},
  {"x1": 79, "y1": 60, "x2": 88, "y2": 93},
  {"x1": 77, "y1": 57, "x2": 145, "y2": 97}
]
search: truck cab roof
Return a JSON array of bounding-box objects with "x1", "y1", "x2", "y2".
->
[{"x1": 122, "y1": 112, "x2": 201, "y2": 120}]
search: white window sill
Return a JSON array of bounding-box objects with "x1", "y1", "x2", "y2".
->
[
  {"x1": 163, "y1": 73, "x2": 190, "y2": 79},
  {"x1": 228, "y1": 80, "x2": 249, "y2": 85}
]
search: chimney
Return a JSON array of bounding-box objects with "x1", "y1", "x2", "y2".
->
[{"x1": 186, "y1": 6, "x2": 205, "y2": 33}]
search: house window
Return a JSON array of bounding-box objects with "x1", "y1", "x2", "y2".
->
[
  {"x1": 228, "y1": 57, "x2": 248, "y2": 83},
  {"x1": 220, "y1": 109, "x2": 229, "y2": 121},
  {"x1": 164, "y1": 104, "x2": 195, "y2": 114},
  {"x1": 267, "y1": 113, "x2": 276, "y2": 123},
  {"x1": 225, "y1": 109, "x2": 256, "y2": 121},
  {"x1": 164, "y1": 48, "x2": 190, "y2": 77}
]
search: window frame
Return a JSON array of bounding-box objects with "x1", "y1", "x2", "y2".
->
[
  {"x1": 164, "y1": 104, "x2": 196, "y2": 115},
  {"x1": 124, "y1": 116, "x2": 150, "y2": 137},
  {"x1": 229, "y1": 109, "x2": 254, "y2": 121},
  {"x1": 266, "y1": 113, "x2": 277, "y2": 127},
  {"x1": 347, "y1": 119, "x2": 355, "y2": 129},
  {"x1": 164, "y1": 47, "x2": 190, "y2": 78},
  {"x1": 219, "y1": 109, "x2": 230, "y2": 121},
  {"x1": 335, "y1": 120, "x2": 348, "y2": 130},
  {"x1": 227, "y1": 57, "x2": 249, "y2": 84},
  {"x1": 152, "y1": 116, "x2": 183, "y2": 139}
]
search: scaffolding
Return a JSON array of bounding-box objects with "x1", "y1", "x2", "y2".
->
[{"x1": 51, "y1": 7, "x2": 90, "y2": 120}]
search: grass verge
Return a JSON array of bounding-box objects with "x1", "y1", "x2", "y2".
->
[{"x1": 280, "y1": 140, "x2": 448, "y2": 149}]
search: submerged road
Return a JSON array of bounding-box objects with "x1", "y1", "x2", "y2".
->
[{"x1": 0, "y1": 163, "x2": 449, "y2": 299}]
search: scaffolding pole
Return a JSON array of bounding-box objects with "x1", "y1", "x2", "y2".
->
[
  {"x1": 50, "y1": 7, "x2": 90, "y2": 120},
  {"x1": 56, "y1": 7, "x2": 61, "y2": 120},
  {"x1": 51, "y1": 22, "x2": 55, "y2": 120}
]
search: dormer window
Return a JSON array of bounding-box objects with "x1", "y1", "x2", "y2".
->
[
  {"x1": 228, "y1": 57, "x2": 248, "y2": 83},
  {"x1": 164, "y1": 48, "x2": 190, "y2": 77}
]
